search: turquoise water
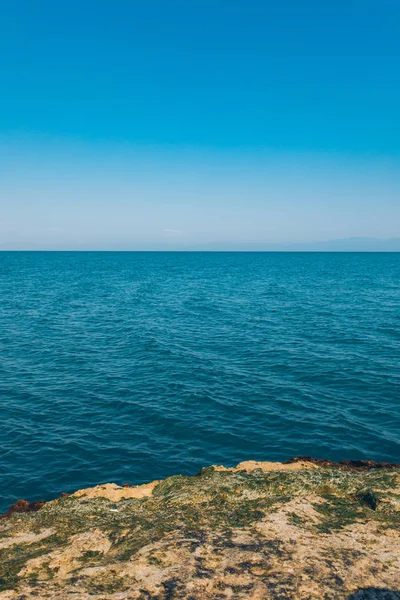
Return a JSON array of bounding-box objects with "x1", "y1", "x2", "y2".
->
[{"x1": 0, "y1": 252, "x2": 399, "y2": 510}]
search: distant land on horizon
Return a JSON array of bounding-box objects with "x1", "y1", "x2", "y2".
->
[
  {"x1": 189, "y1": 237, "x2": 400, "y2": 252},
  {"x1": 1, "y1": 238, "x2": 400, "y2": 252}
]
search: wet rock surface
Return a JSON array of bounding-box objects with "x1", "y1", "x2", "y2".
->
[{"x1": 1, "y1": 460, "x2": 399, "y2": 599}]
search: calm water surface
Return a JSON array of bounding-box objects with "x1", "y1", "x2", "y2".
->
[{"x1": 0, "y1": 252, "x2": 399, "y2": 510}]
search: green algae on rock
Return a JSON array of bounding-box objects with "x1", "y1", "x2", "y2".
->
[{"x1": 1, "y1": 460, "x2": 400, "y2": 599}]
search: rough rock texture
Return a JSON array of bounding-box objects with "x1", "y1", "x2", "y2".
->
[{"x1": 1, "y1": 460, "x2": 400, "y2": 599}]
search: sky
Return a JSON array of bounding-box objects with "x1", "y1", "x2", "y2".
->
[{"x1": 1, "y1": 0, "x2": 400, "y2": 250}]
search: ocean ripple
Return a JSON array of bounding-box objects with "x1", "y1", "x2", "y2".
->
[{"x1": 0, "y1": 251, "x2": 399, "y2": 511}]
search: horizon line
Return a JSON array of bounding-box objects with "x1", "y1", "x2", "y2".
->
[{"x1": 1, "y1": 250, "x2": 400, "y2": 253}]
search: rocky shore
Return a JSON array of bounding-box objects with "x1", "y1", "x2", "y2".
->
[{"x1": 1, "y1": 458, "x2": 399, "y2": 599}]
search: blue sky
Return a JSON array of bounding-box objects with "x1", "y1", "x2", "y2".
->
[{"x1": 1, "y1": 0, "x2": 399, "y2": 249}]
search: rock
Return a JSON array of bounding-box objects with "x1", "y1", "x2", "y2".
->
[{"x1": 1, "y1": 459, "x2": 399, "y2": 599}]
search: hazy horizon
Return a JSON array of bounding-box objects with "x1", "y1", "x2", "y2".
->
[{"x1": 1, "y1": 238, "x2": 400, "y2": 252}]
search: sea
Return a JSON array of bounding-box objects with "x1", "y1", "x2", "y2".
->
[{"x1": 0, "y1": 251, "x2": 399, "y2": 511}]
